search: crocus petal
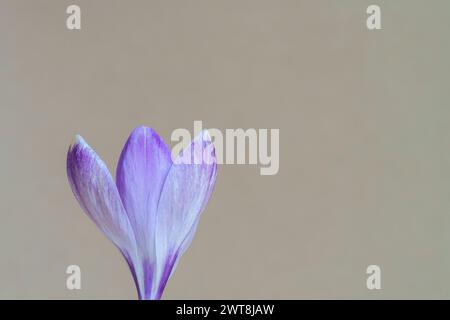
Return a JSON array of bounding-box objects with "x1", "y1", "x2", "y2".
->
[
  {"x1": 116, "y1": 126, "x2": 172, "y2": 299},
  {"x1": 66, "y1": 135, "x2": 136, "y2": 255},
  {"x1": 154, "y1": 130, "x2": 217, "y2": 298},
  {"x1": 67, "y1": 128, "x2": 218, "y2": 300}
]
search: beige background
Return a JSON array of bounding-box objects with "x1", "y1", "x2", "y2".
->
[{"x1": 1, "y1": 0, "x2": 450, "y2": 299}]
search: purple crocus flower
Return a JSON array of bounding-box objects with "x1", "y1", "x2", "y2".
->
[{"x1": 66, "y1": 126, "x2": 217, "y2": 299}]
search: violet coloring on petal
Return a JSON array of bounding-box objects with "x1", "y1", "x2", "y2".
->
[{"x1": 66, "y1": 127, "x2": 217, "y2": 299}]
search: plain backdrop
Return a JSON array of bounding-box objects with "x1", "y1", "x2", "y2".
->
[{"x1": 1, "y1": 0, "x2": 450, "y2": 299}]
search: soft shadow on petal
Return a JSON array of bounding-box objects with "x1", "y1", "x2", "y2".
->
[
  {"x1": 116, "y1": 126, "x2": 172, "y2": 299},
  {"x1": 154, "y1": 130, "x2": 218, "y2": 299},
  {"x1": 66, "y1": 135, "x2": 137, "y2": 255}
]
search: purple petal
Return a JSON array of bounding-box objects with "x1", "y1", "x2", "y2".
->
[
  {"x1": 66, "y1": 135, "x2": 136, "y2": 254},
  {"x1": 116, "y1": 126, "x2": 172, "y2": 299},
  {"x1": 154, "y1": 130, "x2": 217, "y2": 298}
]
